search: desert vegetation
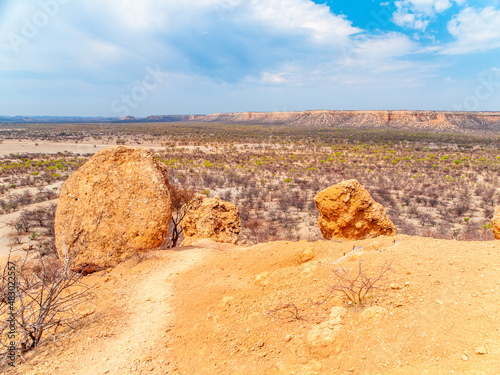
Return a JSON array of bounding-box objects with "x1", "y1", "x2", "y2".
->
[
  {"x1": 0, "y1": 244, "x2": 94, "y2": 365},
  {"x1": 1, "y1": 122, "x2": 500, "y2": 373},
  {"x1": 2, "y1": 122, "x2": 500, "y2": 250}
]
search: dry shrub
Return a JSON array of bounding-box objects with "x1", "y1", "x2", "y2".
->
[
  {"x1": 0, "y1": 244, "x2": 94, "y2": 365},
  {"x1": 330, "y1": 258, "x2": 393, "y2": 307}
]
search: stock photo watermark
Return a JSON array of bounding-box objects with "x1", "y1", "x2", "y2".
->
[
  {"x1": 7, "y1": 0, "x2": 71, "y2": 53},
  {"x1": 6, "y1": 261, "x2": 17, "y2": 367},
  {"x1": 454, "y1": 71, "x2": 500, "y2": 111},
  {"x1": 110, "y1": 65, "x2": 169, "y2": 117},
  {"x1": 214, "y1": 0, "x2": 242, "y2": 21},
  {"x1": 341, "y1": 6, "x2": 393, "y2": 60}
]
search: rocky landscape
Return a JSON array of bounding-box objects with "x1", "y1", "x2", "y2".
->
[{"x1": 1, "y1": 145, "x2": 500, "y2": 375}]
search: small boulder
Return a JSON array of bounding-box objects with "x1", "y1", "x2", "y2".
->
[
  {"x1": 296, "y1": 247, "x2": 315, "y2": 264},
  {"x1": 492, "y1": 206, "x2": 500, "y2": 240},
  {"x1": 55, "y1": 146, "x2": 172, "y2": 270},
  {"x1": 314, "y1": 179, "x2": 396, "y2": 240},
  {"x1": 180, "y1": 195, "x2": 240, "y2": 246},
  {"x1": 307, "y1": 306, "x2": 348, "y2": 347}
]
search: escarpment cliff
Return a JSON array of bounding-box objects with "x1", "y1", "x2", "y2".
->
[
  {"x1": 193, "y1": 110, "x2": 500, "y2": 133},
  {"x1": 139, "y1": 110, "x2": 500, "y2": 133}
]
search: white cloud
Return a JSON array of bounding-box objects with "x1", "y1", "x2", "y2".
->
[
  {"x1": 242, "y1": 0, "x2": 360, "y2": 43},
  {"x1": 354, "y1": 33, "x2": 416, "y2": 59},
  {"x1": 443, "y1": 6, "x2": 500, "y2": 54},
  {"x1": 393, "y1": 0, "x2": 462, "y2": 30},
  {"x1": 0, "y1": 0, "x2": 487, "y2": 115},
  {"x1": 87, "y1": 0, "x2": 361, "y2": 42}
]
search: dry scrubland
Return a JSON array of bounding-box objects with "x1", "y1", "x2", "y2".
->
[
  {"x1": 1, "y1": 122, "x2": 500, "y2": 248},
  {"x1": 1, "y1": 122, "x2": 500, "y2": 374}
]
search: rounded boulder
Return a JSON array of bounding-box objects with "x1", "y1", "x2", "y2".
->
[{"x1": 55, "y1": 146, "x2": 171, "y2": 269}]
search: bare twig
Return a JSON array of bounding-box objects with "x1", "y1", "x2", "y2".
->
[
  {"x1": 329, "y1": 258, "x2": 393, "y2": 307},
  {"x1": 0, "y1": 242, "x2": 95, "y2": 365}
]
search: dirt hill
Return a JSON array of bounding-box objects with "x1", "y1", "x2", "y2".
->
[{"x1": 6, "y1": 235, "x2": 500, "y2": 375}]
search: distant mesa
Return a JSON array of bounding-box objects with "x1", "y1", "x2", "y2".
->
[
  {"x1": 54, "y1": 146, "x2": 172, "y2": 271},
  {"x1": 128, "y1": 110, "x2": 500, "y2": 134},
  {"x1": 2, "y1": 111, "x2": 500, "y2": 134},
  {"x1": 181, "y1": 195, "x2": 241, "y2": 246},
  {"x1": 196, "y1": 110, "x2": 500, "y2": 133},
  {"x1": 120, "y1": 116, "x2": 138, "y2": 121},
  {"x1": 146, "y1": 115, "x2": 202, "y2": 122},
  {"x1": 315, "y1": 179, "x2": 397, "y2": 240}
]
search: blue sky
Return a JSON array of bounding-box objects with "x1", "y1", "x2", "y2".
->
[{"x1": 0, "y1": 0, "x2": 499, "y2": 116}]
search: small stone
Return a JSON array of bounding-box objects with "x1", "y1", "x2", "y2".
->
[
  {"x1": 461, "y1": 355, "x2": 469, "y2": 361},
  {"x1": 390, "y1": 283, "x2": 401, "y2": 290},
  {"x1": 435, "y1": 299, "x2": 443, "y2": 305},
  {"x1": 297, "y1": 248, "x2": 315, "y2": 263},
  {"x1": 256, "y1": 340, "x2": 265, "y2": 348},
  {"x1": 475, "y1": 346, "x2": 488, "y2": 355},
  {"x1": 284, "y1": 334, "x2": 292, "y2": 342}
]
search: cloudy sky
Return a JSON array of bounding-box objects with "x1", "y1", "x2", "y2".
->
[{"x1": 0, "y1": 0, "x2": 499, "y2": 116}]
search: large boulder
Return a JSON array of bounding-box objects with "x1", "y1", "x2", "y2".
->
[
  {"x1": 314, "y1": 179, "x2": 396, "y2": 240},
  {"x1": 181, "y1": 195, "x2": 240, "y2": 246},
  {"x1": 492, "y1": 206, "x2": 500, "y2": 240},
  {"x1": 55, "y1": 146, "x2": 171, "y2": 270}
]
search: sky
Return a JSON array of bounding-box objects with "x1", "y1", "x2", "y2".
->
[{"x1": 0, "y1": 0, "x2": 499, "y2": 116}]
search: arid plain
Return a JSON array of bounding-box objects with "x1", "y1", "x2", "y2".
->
[{"x1": 1, "y1": 116, "x2": 500, "y2": 374}]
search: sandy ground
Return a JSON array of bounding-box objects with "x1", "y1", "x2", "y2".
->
[
  {"x1": 0, "y1": 182, "x2": 62, "y2": 259},
  {"x1": 0, "y1": 140, "x2": 165, "y2": 156},
  {"x1": 3, "y1": 236, "x2": 500, "y2": 374},
  {"x1": 0, "y1": 199, "x2": 58, "y2": 260},
  {"x1": 7, "y1": 247, "x2": 206, "y2": 375},
  {"x1": 0, "y1": 140, "x2": 291, "y2": 157},
  {"x1": 3, "y1": 182, "x2": 63, "y2": 197}
]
